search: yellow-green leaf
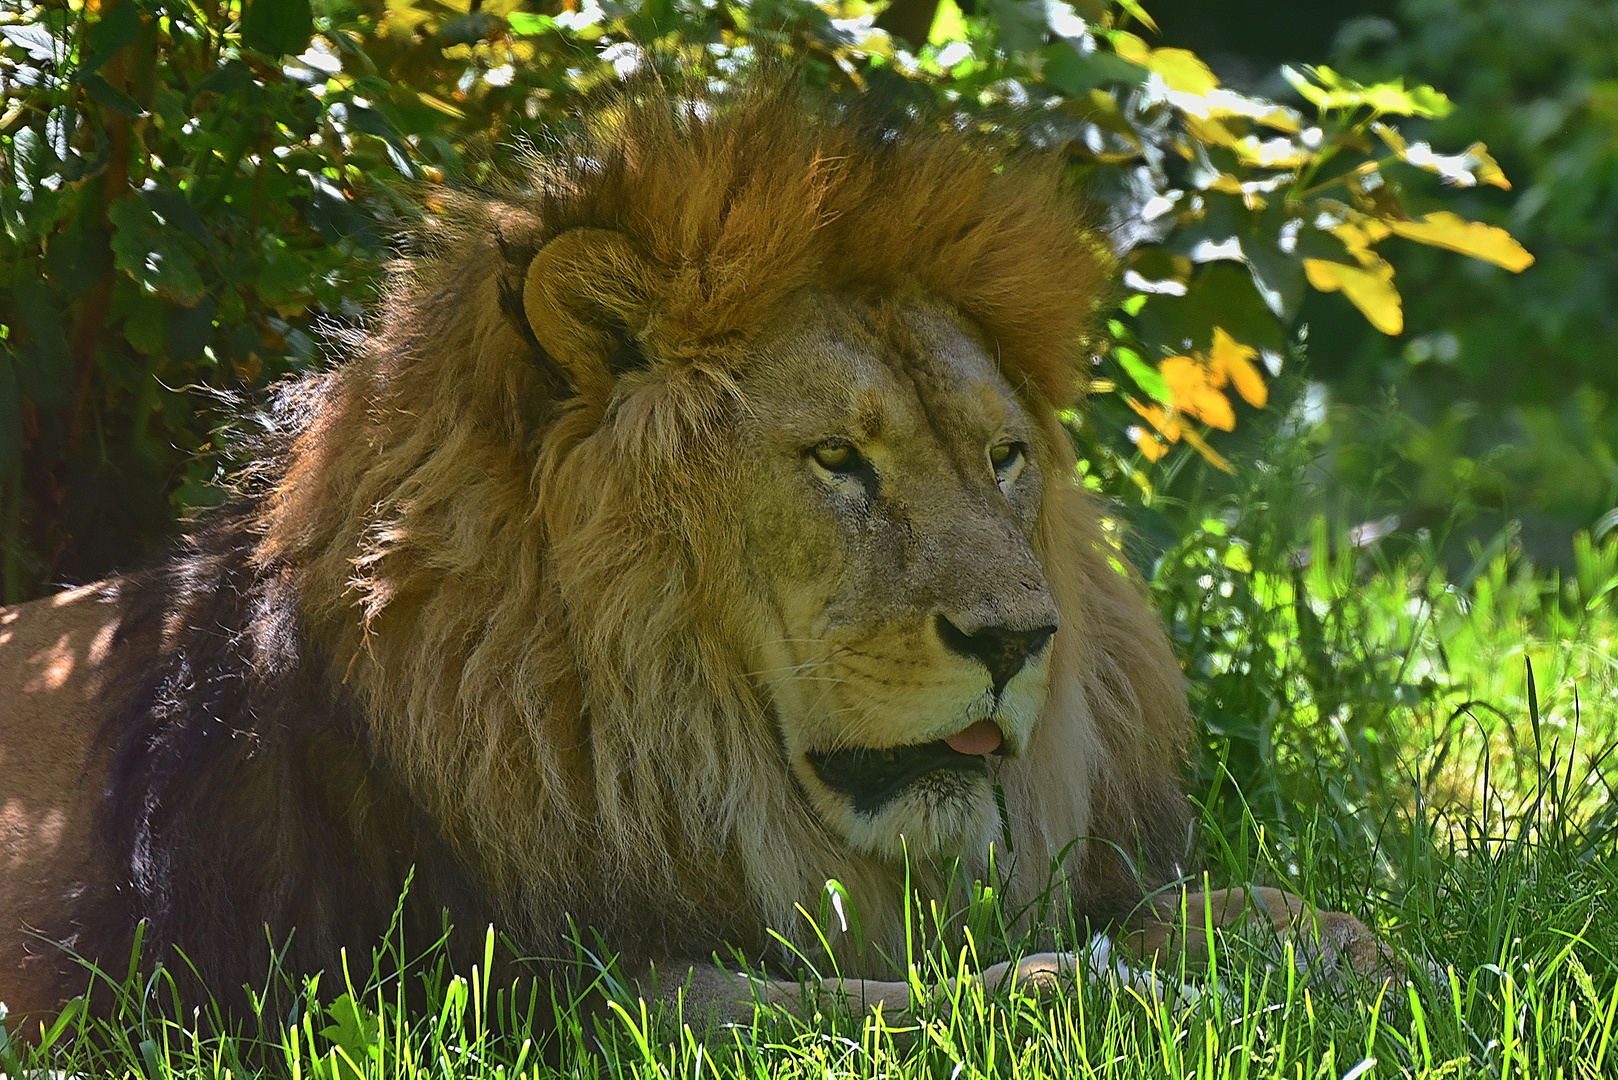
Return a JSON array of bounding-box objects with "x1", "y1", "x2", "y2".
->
[
  {"x1": 1111, "y1": 30, "x2": 1149, "y2": 65},
  {"x1": 927, "y1": 0, "x2": 967, "y2": 46},
  {"x1": 1388, "y1": 211, "x2": 1534, "y2": 272},
  {"x1": 1148, "y1": 48, "x2": 1218, "y2": 95},
  {"x1": 1373, "y1": 123, "x2": 1512, "y2": 190},
  {"x1": 1283, "y1": 65, "x2": 1452, "y2": 119},
  {"x1": 1304, "y1": 257, "x2": 1404, "y2": 334},
  {"x1": 1462, "y1": 142, "x2": 1511, "y2": 190},
  {"x1": 1115, "y1": 0, "x2": 1158, "y2": 33}
]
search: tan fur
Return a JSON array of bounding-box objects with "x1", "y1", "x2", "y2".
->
[{"x1": 1, "y1": 82, "x2": 1383, "y2": 1026}]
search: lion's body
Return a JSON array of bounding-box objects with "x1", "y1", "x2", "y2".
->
[{"x1": 0, "y1": 82, "x2": 1307, "y2": 1028}]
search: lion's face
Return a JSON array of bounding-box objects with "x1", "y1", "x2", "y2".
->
[{"x1": 728, "y1": 295, "x2": 1060, "y2": 861}]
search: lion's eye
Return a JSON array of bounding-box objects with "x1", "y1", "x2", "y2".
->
[
  {"x1": 811, "y1": 442, "x2": 862, "y2": 474},
  {"x1": 990, "y1": 442, "x2": 1025, "y2": 474}
]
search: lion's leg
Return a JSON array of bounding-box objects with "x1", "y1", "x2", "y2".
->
[
  {"x1": 1125, "y1": 886, "x2": 1394, "y2": 983},
  {"x1": 654, "y1": 954, "x2": 1083, "y2": 1028}
]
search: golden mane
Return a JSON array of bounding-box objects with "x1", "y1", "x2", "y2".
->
[{"x1": 252, "y1": 79, "x2": 1183, "y2": 971}]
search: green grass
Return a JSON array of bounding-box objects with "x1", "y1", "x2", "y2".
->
[{"x1": 3, "y1": 731, "x2": 1614, "y2": 1079}]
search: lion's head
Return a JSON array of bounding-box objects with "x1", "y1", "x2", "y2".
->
[{"x1": 264, "y1": 80, "x2": 1193, "y2": 967}]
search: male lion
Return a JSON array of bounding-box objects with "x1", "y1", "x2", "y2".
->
[{"x1": 0, "y1": 82, "x2": 1383, "y2": 1031}]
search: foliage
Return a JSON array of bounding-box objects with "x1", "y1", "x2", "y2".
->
[
  {"x1": 1305, "y1": 0, "x2": 1618, "y2": 564},
  {"x1": 1134, "y1": 374, "x2": 1618, "y2": 838},
  {"x1": 0, "y1": 0, "x2": 1531, "y2": 601}
]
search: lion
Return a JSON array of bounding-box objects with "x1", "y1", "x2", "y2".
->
[{"x1": 0, "y1": 80, "x2": 1385, "y2": 1033}]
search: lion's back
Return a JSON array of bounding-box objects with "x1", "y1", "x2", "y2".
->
[{"x1": 0, "y1": 582, "x2": 131, "y2": 1022}]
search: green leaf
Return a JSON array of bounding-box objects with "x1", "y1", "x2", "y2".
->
[
  {"x1": 506, "y1": 11, "x2": 558, "y2": 35},
  {"x1": 108, "y1": 194, "x2": 206, "y2": 306},
  {"x1": 167, "y1": 295, "x2": 217, "y2": 363},
  {"x1": 123, "y1": 295, "x2": 168, "y2": 356},
  {"x1": 927, "y1": 0, "x2": 968, "y2": 45},
  {"x1": 1282, "y1": 65, "x2": 1452, "y2": 119},
  {"x1": 1040, "y1": 41, "x2": 1147, "y2": 95},
  {"x1": 1114, "y1": 346, "x2": 1168, "y2": 403},
  {"x1": 984, "y1": 0, "x2": 1049, "y2": 54},
  {"x1": 242, "y1": 0, "x2": 313, "y2": 57},
  {"x1": 144, "y1": 186, "x2": 211, "y2": 247},
  {"x1": 2, "y1": 24, "x2": 62, "y2": 62},
  {"x1": 81, "y1": 72, "x2": 146, "y2": 117},
  {"x1": 1137, "y1": 261, "x2": 1286, "y2": 358}
]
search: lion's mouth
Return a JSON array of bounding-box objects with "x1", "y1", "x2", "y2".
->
[{"x1": 807, "y1": 735, "x2": 998, "y2": 816}]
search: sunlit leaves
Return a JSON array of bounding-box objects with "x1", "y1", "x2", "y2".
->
[
  {"x1": 1304, "y1": 257, "x2": 1403, "y2": 335},
  {"x1": 1373, "y1": 123, "x2": 1510, "y2": 189},
  {"x1": 1111, "y1": 32, "x2": 1216, "y2": 94},
  {"x1": 1387, "y1": 211, "x2": 1535, "y2": 271},
  {"x1": 1281, "y1": 65, "x2": 1454, "y2": 118}
]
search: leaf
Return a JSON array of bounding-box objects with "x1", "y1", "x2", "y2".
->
[
  {"x1": 1161, "y1": 355, "x2": 1235, "y2": 430},
  {"x1": 1282, "y1": 65, "x2": 1452, "y2": 118},
  {"x1": 1127, "y1": 398, "x2": 1180, "y2": 441},
  {"x1": 1114, "y1": 0, "x2": 1158, "y2": 33},
  {"x1": 1146, "y1": 48, "x2": 1217, "y2": 95},
  {"x1": 123, "y1": 295, "x2": 168, "y2": 356},
  {"x1": 1374, "y1": 123, "x2": 1512, "y2": 190},
  {"x1": 242, "y1": 0, "x2": 314, "y2": 57},
  {"x1": 1209, "y1": 327, "x2": 1267, "y2": 408},
  {"x1": 984, "y1": 0, "x2": 1049, "y2": 54},
  {"x1": 1304, "y1": 257, "x2": 1403, "y2": 334},
  {"x1": 1, "y1": 23, "x2": 61, "y2": 61},
  {"x1": 144, "y1": 186, "x2": 211, "y2": 247},
  {"x1": 1387, "y1": 211, "x2": 1534, "y2": 272},
  {"x1": 1176, "y1": 425, "x2": 1233, "y2": 472},
  {"x1": 1137, "y1": 262, "x2": 1286, "y2": 359},
  {"x1": 108, "y1": 194, "x2": 206, "y2": 306},
  {"x1": 506, "y1": 11, "x2": 559, "y2": 34},
  {"x1": 927, "y1": 0, "x2": 968, "y2": 44},
  {"x1": 1114, "y1": 345, "x2": 1168, "y2": 403},
  {"x1": 1041, "y1": 43, "x2": 1147, "y2": 95},
  {"x1": 1128, "y1": 423, "x2": 1170, "y2": 461},
  {"x1": 81, "y1": 73, "x2": 146, "y2": 117},
  {"x1": 167, "y1": 295, "x2": 217, "y2": 363},
  {"x1": 1172, "y1": 87, "x2": 1301, "y2": 133}
]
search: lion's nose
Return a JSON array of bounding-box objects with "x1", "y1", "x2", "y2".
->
[{"x1": 935, "y1": 615, "x2": 1057, "y2": 696}]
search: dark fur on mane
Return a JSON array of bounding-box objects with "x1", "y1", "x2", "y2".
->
[{"x1": 74, "y1": 500, "x2": 497, "y2": 1015}]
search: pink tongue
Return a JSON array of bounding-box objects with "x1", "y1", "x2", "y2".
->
[{"x1": 945, "y1": 720, "x2": 1004, "y2": 757}]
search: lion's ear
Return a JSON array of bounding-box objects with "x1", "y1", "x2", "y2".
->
[{"x1": 523, "y1": 228, "x2": 660, "y2": 402}]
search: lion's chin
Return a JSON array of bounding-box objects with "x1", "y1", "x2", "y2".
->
[
  {"x1": 839, "y1": 776, "x2": 1000, "y2": 861},
  {"x1": 806, "y1": 741, "x2": 1001, "y2": 860}
]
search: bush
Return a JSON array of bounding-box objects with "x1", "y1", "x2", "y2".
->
[{"x1": 0, "y1": 0, "x2": 1529, "y2": 603}]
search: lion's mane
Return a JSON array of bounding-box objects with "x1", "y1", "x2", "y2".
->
[{"x1": 82, "y1": 80, "x2": 1190, "y2": 1006}]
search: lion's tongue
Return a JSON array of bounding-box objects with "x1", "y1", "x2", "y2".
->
[{"x1": 945, "y1": 720, "x2": 1003, "y2": 757}]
